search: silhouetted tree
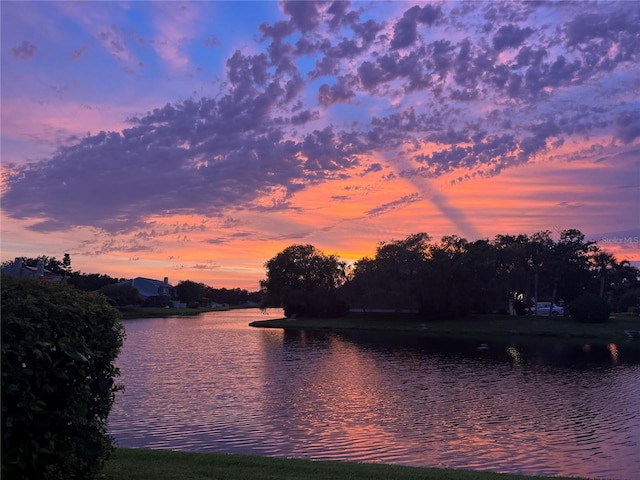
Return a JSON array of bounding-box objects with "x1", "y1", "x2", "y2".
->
[
  {"x1": 68, "y1": 272, "x2": 120, "y2": 291},
  {"x1": 176, "y1": 280, "x2": 208, "y2": 305},
  {"x1": 525, "y1": 231, "x2": 554, "y2": 316},
  {"x1": 553, "y1": 229, "x2": 593, "y2": 307},
  {"x1": 210, "y1": 287, "x2": 249, "y2": 305},
  {"x1": 261, "y1": 244, "x2": 347, "y2": 317},
  {"x1": 493, "y1": 234, "x2": 530, "y2": 313},
  {"x1": 465, "y1": 239, "x2": 500, "y2": 313},
  {"x1": 62, "y1": 253, "x2": 72, "y2": 276},
  {"x1": 422, "y1": 235, "x2": 471, "y2": 319},
  {"x1": 590, "y1": 249, "x2": 617, "y2": 298},
  {"x1": 342, "y1": 229, "x2": 628, "y2": 319},
  {"x1": 99, "y1": 283, "x2": 141, "y2": 306}
]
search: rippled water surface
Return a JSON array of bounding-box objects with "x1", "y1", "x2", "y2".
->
[{"x1": 108, "y1": 310, "x2": 640, "y2": 479}]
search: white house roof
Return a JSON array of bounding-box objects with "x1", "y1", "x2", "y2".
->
[{"x1": 118, "y1": 276, "x2": 173, "y2": 298}]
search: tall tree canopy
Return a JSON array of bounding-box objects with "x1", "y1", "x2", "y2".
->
[
  {"x1": 175, "y1": 280, "x2": 208, "y2": 305},
  {"x1": 260, "y1": 244, "x2": 348, "y2": 318}
]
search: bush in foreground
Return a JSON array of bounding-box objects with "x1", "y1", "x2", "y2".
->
[
  {"x1": 569, "y1": 292, "x2": 610, "y2": 323},
  {"x1": 1, "y1": 277, "x2": 125, "y2": 479}
]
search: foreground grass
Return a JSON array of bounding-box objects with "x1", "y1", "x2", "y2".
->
[
  {"x1": 250, "y1": 312, "x2": 640, "y2": 342},
  {"x1": 104, "y1": 449, "x2": 587, "y2": 480}
]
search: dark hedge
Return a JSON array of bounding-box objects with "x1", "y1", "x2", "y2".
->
[
  {"x1": 569, "y1": 292, "x2": 611, "y2": 323},
  {"x1": 1, "y1": 277, "x2": 125, "y2": 479}
]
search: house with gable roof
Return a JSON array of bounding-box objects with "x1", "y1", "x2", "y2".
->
[
  {"x1": 1, "y1": 257, "x2": 65, "y2": 282},
  {"x1": 117, "y1": 276, "x2": 174, "y2": 307}
]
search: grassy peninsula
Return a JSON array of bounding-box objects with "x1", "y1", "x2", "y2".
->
[
  {"x1": 250, "y1": 312, "x2": 640, "y2": 342},
  {"x1": 104, "y1": 448, "x2": 588, "y2": 480}
]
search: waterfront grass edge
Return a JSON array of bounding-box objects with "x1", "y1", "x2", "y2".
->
[
  {"x1": 250, "y1": 312, "x2": 640, "y2": 341},
  {"x1": 117, "y1": 306, "x2": 231, "y2": 319},
  {"x1": 103, "y1": 448, "x2": 588, "y2": 480}
]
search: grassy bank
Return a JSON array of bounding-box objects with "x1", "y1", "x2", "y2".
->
[
  {"x1": 117, "y1": 306, "x2": 229, "y2": 319},
  {"x1": 250, "y1": 312, "x2": 640, "y2": 341},
  {"x1": 104, "y1": 448, "x2": 587, "y2": 480}
]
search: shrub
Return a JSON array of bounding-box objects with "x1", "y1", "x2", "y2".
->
[
  {"x1": 513, "y1": 299, "x2": 528, "y2": 316},
  {"x1": 1, "y1": 277, "x2": 125, "y2": 479},
  {"x1": 569, "y1": 292, "x2": 610, "y2": 323},
  {"x1": 616, "y1": 288, "x2": 640, "y2": 313}
]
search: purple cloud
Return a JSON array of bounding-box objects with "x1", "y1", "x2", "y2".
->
[
  {"x1": 391, "y1": 6, "x2": 421, "y2": 49},
  {"x1": 11, "y1": 40, "x2": 37, "y2": 60},
  {"x1": 492, "y1": 24, "x2": 533, "y2": 51},
  {"x1": 282, "y1": 0, "x2": 322, "y2": 33},
  {"x1": 391, "y1": 5, "x2": 443, "y2": 50},
  {"x1": 367, "y1": 193, "x2": 421, "y2": 217},
  {"x1": 614, "y1": 110, "x2": 640, "y2": 144},
  {"x1": 69, "y1": 45, "x2": 89, "y2": 61},
  {"x1": 318, "y1": 78, "x2": 355, "y2": 106},
  {"x1": 1, "y1": 1, "x2": 638, "y2": 238}
]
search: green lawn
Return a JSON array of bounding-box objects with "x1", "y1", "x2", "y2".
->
[
  {"x1": 249, "y1": 312, "x2": 640, "y2": 342},
  {"x1": 103, "y1": 449, "x2": 587, "y2": 480}
]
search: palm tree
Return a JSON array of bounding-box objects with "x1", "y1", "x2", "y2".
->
[
  {"x1": 590, "y1": 250, "x2": 617, "y2": 297},
  {"x1": 612, "y1": 260, "x2": 640, "y2": 286}
]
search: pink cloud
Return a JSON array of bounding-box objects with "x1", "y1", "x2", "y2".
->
[
  {"x1": 150, "y1": 3, "x2": 203, "y2": 71},
  {"x1": 0, "y1": 97, "x2": 150, "y2": 164}
]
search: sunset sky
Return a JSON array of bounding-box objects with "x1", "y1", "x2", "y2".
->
[{"x1": 1, "y1": 1, "x2": 639, "y2": 290}]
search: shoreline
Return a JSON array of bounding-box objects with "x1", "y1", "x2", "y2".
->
[
  {"x1": 249, "y1": 312, "x2": 640, "y2": 342},
  {"x1": 117, "y1": 306, "x2": 236, "y2": 319}
]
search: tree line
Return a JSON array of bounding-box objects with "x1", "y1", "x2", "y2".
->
[
  {"x1": 172, "y1": 280, "x2": 261, "y2": 307},
  {"x1": 0, "y1": 256, "x2": 259, "y2": 307},
  {"x1": 260, "y1": 229, "x2": 639, "y2": 319}
]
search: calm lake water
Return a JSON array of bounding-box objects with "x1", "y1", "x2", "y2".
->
[{"x1": 108, "y1": 309, "x2": 640, "y2": 479}]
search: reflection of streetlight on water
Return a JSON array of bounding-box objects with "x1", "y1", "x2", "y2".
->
[
  {"x1": 607, "y1": 343, "x2": 619, "y2": 364},
  {"x1": 507, "y1": 346, "x2": 522, "y2": 366}
]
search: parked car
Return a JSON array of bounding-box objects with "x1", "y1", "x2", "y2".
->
[{"x1": 526, "y1": 302, "x2": 564, "y2": 316}]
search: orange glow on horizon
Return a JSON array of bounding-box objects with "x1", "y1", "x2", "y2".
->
[{"x1": 1, "y1": 148, "x2": 637, "y2": 290}]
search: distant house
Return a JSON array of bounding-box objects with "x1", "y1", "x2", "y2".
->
[
  {"x1": 1, "y1": 257, "x2": 64, "y2": 282},
  {"x1": 119, "y1": 276, "x2": 174, "y2": 307}
]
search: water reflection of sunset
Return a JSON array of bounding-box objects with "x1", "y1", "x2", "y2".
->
[
  {"x1": 109, "y1": 311, "x2": 640, "y2": 479},
  {"x1": 259, "y1": 331, "x2": 402, "y2": 458},
  {"x1": 608, "y1": 343, "x2": 619, "y2": 364},
  {"x1": 254, "y1": 328, "x2": 640, "y2": 477}
]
